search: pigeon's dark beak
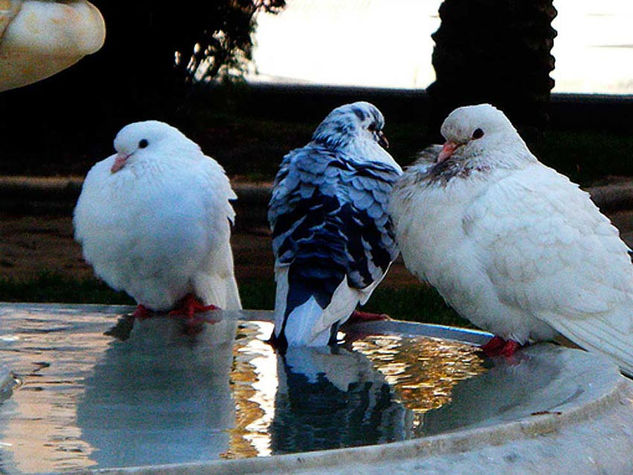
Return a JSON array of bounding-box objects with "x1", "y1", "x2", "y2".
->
[
  {"x1": 111, "y1": 152, "x2": 130, "y2": 173},
  {"x1": 377, "y1": 130, "x2": 389, "y2": 149},
  {"x1": 437, "y1": 141, "x2": 458, "y2": 163}
]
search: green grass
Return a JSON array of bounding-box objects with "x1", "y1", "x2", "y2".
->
[
  {"x1": 0, "y1": 273, "x2": 468, "y2": 328},
  {"x1": 0, "y1": 273, "x2": 134, "y2": 305},
  {"x1": 363, "y1": 286, "x2": 471, "y2": 328}
]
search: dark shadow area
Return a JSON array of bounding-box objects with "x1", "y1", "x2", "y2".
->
[{"x1": 1, "y1": 80, "x2": 632, "y2": 184}]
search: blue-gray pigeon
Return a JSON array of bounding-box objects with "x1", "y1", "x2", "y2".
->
[{"x1": 268, "y1": 102, "x2": 402, "y2": 348}]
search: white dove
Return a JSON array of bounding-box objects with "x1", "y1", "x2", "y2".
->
[
  {"x1": 390, "y1": 103, "x2": 633, "y2": 376},
  {"x1": 74, "y1": 120, "x2": 242, "y2": 321},
  {"x1": 268, "y1": 102, "x2": 402, "y2": 349}
]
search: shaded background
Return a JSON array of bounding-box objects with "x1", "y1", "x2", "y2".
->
[{"x1": 0, "y1": 0, "x2": 632, "y2": 183}]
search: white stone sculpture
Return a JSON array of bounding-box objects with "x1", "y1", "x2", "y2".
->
[{"x1": 0, "y1": 0, "x2": 105, "y2": 91}]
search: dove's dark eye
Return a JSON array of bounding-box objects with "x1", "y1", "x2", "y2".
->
[
  {"x1": 138, "y1": 139, "x2": 149, "y2": 149},
  {"x1": 472, "y1": 128, "x2": 484, "y2": 140}
]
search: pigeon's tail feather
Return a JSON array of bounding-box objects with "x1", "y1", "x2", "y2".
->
[
  {"x1": 273, "y1": 264, "x2": 360, "y2": 348},
  {"x1": 282, "y1": 296, "x2": 332, "y2": 348},
  {"x1": 193, "y1": 272, "x2": 241, "y2": 310},
  {"x1": 549, "y1": 311, "x2": 633, "y2": 377},
  {"x1": 223, "y1": 275, "x2": 242, "y2": 310},
  {"x1": 193, "y1": 240, "x2": 242, "y2": 310}
]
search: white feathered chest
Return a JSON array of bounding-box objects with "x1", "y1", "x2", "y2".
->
[
  {"x1": 391, "y1": 165, "x2": 497, "y2": 287},
  {"x1": 74, "y1": 153, "x2": 235, "y2": 310}
]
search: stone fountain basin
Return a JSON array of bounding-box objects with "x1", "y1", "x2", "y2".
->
[{"x1": 0, "y1": 303, "x2": 632, "y2": 474}]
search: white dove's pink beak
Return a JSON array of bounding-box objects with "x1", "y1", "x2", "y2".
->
[
  {"x1": 111, "y1": 153, "x2": 130, "y2": 173},
  {"x1": 437, "y1": 141, "x2": 459, "y2": 164}
]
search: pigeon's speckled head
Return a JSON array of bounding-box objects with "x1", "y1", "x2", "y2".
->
[
  {"x1": 111, "y1": 120, "x2": 200, "y2": 173},
  {"x1": 437, "y1": 104, "x2": 533, "y2": 168},
  {"x1": 312, "y1": 101, "x2": 389, "y2": 150}
]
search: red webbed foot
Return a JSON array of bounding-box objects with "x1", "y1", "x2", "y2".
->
[
  {"x1": 480, "y1": 336, "x2": 522, "y2": 357},
  {"x1": 132, "y1": 304, "x2": 152, "y2": 320},
  {"x1": 348, "y1": 310, "x2": 390, "y2": 323},
  {"x1": 169, "y1": 293, "x2": 219, "y2": 324},
  {"x1": 499, "y1": 340, "x2": 521, "y2": 357}
]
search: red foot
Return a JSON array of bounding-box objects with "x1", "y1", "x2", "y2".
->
[
  {"x1": 480, "y1": 336, "x2": 521, "y2": 357},
  {"x1": 499, "y1": 340, "x2": 521, "y2": 357},
  {"x1": 348, "y1": 310, "x2": 390, "y2": 323},
  {"x1": 169, "y1": 293, "x2": 219, "y2": 323},
  {"x1": 132, "y1": 304, "x2": 152, "y2": 320}
]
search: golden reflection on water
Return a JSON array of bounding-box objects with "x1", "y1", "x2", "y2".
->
[
  {"x1": 222, "y1": 322, "x2": 278, "y2": 459},
  {"x1": 224, "y1": 322, "x2": 487, "y2": 458},
  {"x1": 352, "y1": 334, "x2": 487, "y2": 430}
]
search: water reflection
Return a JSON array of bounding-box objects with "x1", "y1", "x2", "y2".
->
[
  {"x1": 353, "y1": 334, "x2": 487, "y2": 427},
  {"x1": 0, "y1": 306, "x2": 488, "y2": 472},
  {"x1": 271, "y1": 345, "x2": 412, "y2": 453},
  {"x1": 422, "y1": 345, "x2": 573, "y2": 436},
  {"x1": 77, "y1": 316, "x2": 238, "y2": 468},
  {"x1": 225, "y1": 323, "x2": 487, "y2": 456},
  {"x1": 224, "y1": 322, "x2": 278, "y2": 459},
  {"x1": 0, "y1": 306, "x2": 115, "y2": 473}
]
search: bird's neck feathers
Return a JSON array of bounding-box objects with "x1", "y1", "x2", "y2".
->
[
  {"x1": 109, "y1": 147, "x2": 195, "y2": 189},
  {"x1": 312, "y1": 119, "x2": 360, "y2": 150},
  {"x1": 311, "y1": 123, "x2": 398, "y2": 169},
  {"x1": 466, "y1": 140, "x2": 536, "y2": 171}
]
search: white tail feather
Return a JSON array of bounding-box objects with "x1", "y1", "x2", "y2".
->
[
  {"x1": 285, "y1": 297, "x2": 332, "y2": 346},
  {"x1": 273, "y1": 268, "x2": 363, "y2": 346},
  {"x1": 193, "y1": 240, "x2": 242, "y2": 310},
  {"x1": 548, "y1": 313, "x2": 633, "y2": 377}
]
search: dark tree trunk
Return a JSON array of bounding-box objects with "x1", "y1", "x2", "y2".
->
[{"x1": 427, "y1": 0, "x2": 557, "y2": 149}]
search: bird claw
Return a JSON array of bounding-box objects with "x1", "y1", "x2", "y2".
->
[
  {"x1": 348, "y1": 310, "x2": 390, "y2": 323},
  {"x1": 132, "y1": 304, "x2": 152, "y2": 320},
  {"x1": 168, "y1": 294, "x2": 219, "y2": 321},
  {"x1": 480, "y1": 336, "x2": 521, "y2": 357}
]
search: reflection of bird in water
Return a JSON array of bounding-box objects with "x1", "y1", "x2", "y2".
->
[
  {"x1": 76, "y1": 314, "x2": 238, "y2": 469},
  {"x1": 270, "y1": 345, "x2": 412, "y2": 454},
  {"x1": 421, "y1": 344, "x2": 589, "y2": 436}
]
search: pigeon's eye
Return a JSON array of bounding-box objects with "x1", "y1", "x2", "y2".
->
[
  {"x1": 138, "y1": 139, "x2": 149, "y2": 149},
  {"x1": 472, "y1": 128, "x2": 484, "y2": 140},
  {"x1": 367, "y1": 123, "x2": 376, "y2": 132}
]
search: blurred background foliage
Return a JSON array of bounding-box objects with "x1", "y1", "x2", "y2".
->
[{"x1": 0, "y1": 0, "x2": 631, "y2": 185}]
